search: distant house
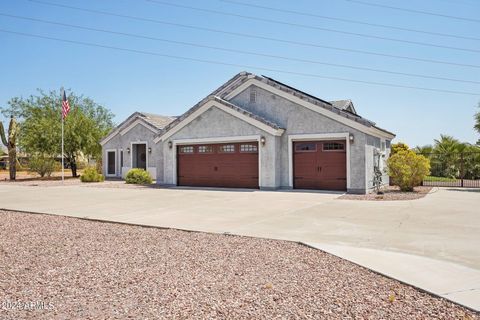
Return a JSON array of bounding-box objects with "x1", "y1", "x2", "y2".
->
[
  {"x1": 0, "y1": 155, "x2": 7, "y2": 170},
  {"x1": 101, "y1": 72, "x2": 395, "y2": 194}
]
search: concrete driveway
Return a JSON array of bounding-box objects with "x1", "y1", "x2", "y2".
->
[{"x1": 0, "y1": 184, "x2": 479, "y2": 310}]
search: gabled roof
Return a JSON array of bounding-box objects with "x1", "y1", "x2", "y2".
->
[
  {"x1": 140, "y1": 112, "x2": 177, "y2": 130},
  {"x1": 330, "y1": 99, "x2": 357, "y2": 114},
  {"x1": 155, "y1": 96, "x2": 284, "y2": 142},
  {"x1": 215, "y1": 72, "x2": 394, "y2": 139},
  {"x1": 100, "y1": 112, "x2": 175, "y2": 145},
  {"x1": 218, "y1": 72, "x2": 374, "y2": 126}
]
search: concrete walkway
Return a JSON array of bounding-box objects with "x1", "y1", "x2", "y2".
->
[{"x1": 0, "y1": 184, "x2": 479, "y2": 310}]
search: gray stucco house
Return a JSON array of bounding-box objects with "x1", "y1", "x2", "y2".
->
[{"x1": 101, "y1": 72, "x2": 395, "y2": 194}]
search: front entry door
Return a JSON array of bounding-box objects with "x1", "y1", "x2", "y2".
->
[
  {"x1": 293, "y1": 140, "x2": 346, "y2": 191},
  {"x1": 133, "y1": 144, "x2": 147, "y2": 170},
  {"x1": 107, "y1": 151, "x2": 116, "y2": 176}
]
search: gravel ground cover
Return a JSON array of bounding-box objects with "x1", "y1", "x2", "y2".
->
[
  {"x1": 0, "y1": 177, "x2": 82, "y2": 187},
  {"x1": 339, "y1": 186, "x2": 433, "y2": 201},
  {"x1": 0, "y1": 179, "x2": 157, "y2": 188},
  {"x1": 0, "y1": 170, "x2": 78, "y2": 181},
  {"x1": 0, "y1": 210, "x2": 477, "y2": 319}
]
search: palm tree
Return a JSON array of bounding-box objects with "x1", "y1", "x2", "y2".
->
[
  {"x1": 414, "y1": 145, "x2": 433, "y2": 156},
  {"x1": 433, "y1": 135, "x2": 465, "y2": 178},
  {"x1": 434, "y1": 135, "x2": 462, "y2": 153}
]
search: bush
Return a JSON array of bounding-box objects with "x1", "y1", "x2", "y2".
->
[
  {"x1": 125, "y1": 168, "x2": 152, "y2": 184},
  {"x1": 29, "y1": 154, "x2": 57, "y2": 177},
  {"x1": 390, "y1": 142, "x2": 409, "y2": 156},
  {"x1": 388, "y1": 150, "x2": 430, "y2": 192},
  {"x1": 80, "y1": 166, "x2": 105, "y2": 182}
]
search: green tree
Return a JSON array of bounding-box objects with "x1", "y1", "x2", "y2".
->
[
  {"x1": 462, "y1": 144, "x2": 480, "y2": 179},
  {"x1": 433, "y1": 135, "x2": 463, "y2": 153},
  {"x1": 388, "y1": 150, "x2": 430, "y2": 192},
  {"x1": 1, "y1": 90, "x2": 114, "y2": 177},
  {"x1": 432, "y1": 135, "x2": 465, "y2": 178},
  {"x1": 475, "y1": 102, "x2": 480, "y2": 145}
]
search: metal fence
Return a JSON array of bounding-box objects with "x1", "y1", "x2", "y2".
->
[{"x1": 419, "y1": 152, "x2": 480, "y2": 188}]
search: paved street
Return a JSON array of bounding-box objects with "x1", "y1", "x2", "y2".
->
[{"x1": 1, "y1": 185, "x2": 479, "y2": 310}]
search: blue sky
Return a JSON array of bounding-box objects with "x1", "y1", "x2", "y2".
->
[{"x1": 1, "y1": 0, "x2": 479, "y2": 147}]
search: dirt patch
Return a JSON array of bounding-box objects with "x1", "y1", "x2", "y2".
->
[
  {"x1": 0, "y1": 210, "x2": 476, "y2": 319},
  {"x1": 339, "y1": 186, "x2": 433, "y2": 201}
]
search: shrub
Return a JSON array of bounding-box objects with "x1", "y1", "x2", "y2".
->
[
  {"x1": 390, "y1": 142, "x2": 409, "y2": 156},
  {"x1": 388, "y1": 150, "x2": 430, "y2": 192},
  {"x1": 29, "y1": 154, "x2": 57, "y2": 177},
  {"x1": 125, "y1": 168, "x2": 152, "y2": 184},
  {"x1": 80, "y1": 166, "x2": 105, "y2": 182}
]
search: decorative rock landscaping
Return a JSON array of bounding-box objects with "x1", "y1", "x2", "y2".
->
[{"x1": 0, "y1": 210, "x2": 476, "y2": 319}]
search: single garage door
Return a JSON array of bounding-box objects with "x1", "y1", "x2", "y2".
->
[
  {"x1": 177, "y1": 142, "x2": 259, "y2": 188},
  {"x1": 293, "y1": 140, "x2": 346, "y2": 191}
]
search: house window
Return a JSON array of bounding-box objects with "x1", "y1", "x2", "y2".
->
[
  {"x1": 250, "y1": 89, "x2": 256, "y2": 103},
  {"x1": 219, "y1": 144, "x2": 235, "y2": 153},
  {"x1": 323, "y1": 142, "x2": 345, "y2": 151},
  {"x1": 120, "y1": 149, "x2": 123, "y2": 168},
  {"x1": 240, "y1": 144, "x2": 258, "y2": 153},
  {"x1": 179, "y1": 146, "x2": 194, "y2": 154},
  {"x1": 198, "y1": 145, "x2": 213, "y2": 153},
  {"x1": 295, "y1": 143, "x2": 316, "y2": 152},
  {"x1": 381, "y1": 141, "x2": 386, "y2": 151},
  {"x1": 386, "y1": 140, "x2": 391, "y2": 149}
]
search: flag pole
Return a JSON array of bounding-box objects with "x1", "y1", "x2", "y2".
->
[{"x1": 61, "y1": 87, "x2": 65, "y2": 184}]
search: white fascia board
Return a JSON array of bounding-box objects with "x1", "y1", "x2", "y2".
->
[
  {"x1": 100, "y1": 118, "x2": 159, "y2": 146},
  {"x1": 224, "y1": 79, "x2": 395, "y2": 140},
  {"x1": 155, "y1": 100, "x2": 284, "y2": 143},
  {"x1": 100, "y1": 130, "x2": 119, "y2": 146},
  {"x1": 120, "y1": 119, "x2": 158, "y2": 136}
]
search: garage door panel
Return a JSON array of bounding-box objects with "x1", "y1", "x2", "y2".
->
[
  {"x1": 294, "y1": 140, "x2": 346, "y2": 191},
  {"x1": 177, "y1": 142, "x2": 259, "y2": 188}
]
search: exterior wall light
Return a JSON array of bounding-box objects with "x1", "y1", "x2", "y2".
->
[
  {"x1": 349, "y1": 134, "x2": 354, "y2": 144},
  {"x1": 260, "y1": 136, "x2": 266, "y2": 146},
  {"x1": 168, "y1": 141, "x2": 173, "y2": 149},
  {"x1": 126, "y1": 147, "x2": 130, "y2": 154},
  {"x1": 148, "y1": 147, "x2": 152, "y2": 153}
]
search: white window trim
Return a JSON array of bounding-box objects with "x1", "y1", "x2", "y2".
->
[
  {"x1": 287, "y1": 133, "x2": 351, "y2": 189},
  {"x1": 169, "y1": 135, "x2": 262, "y2": 187},
  {"x1": 154, "y1": 100, "x2": 284, "y2": 143},
  {"x1": 119, "y1": 149, "x2": 124, "y2": 176},
  {"x1": 130, "y1": 141, "x2": 149, "y2": 170},
  {"x1": 224, "y1": 79, "x2": 394, "y2": 140},
  {"x1": 105, "y1": 149, "x2": 117, "y2": 177}
]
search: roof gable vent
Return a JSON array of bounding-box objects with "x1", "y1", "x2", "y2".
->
[{"x1": 250, "y1": 88, "x2": 257, "y2": 103}]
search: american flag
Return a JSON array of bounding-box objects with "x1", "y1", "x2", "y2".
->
[{"x1": 62, "y1": 90, "x2": 70, "y2": 119}]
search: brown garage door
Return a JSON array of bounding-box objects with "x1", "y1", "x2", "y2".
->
[
  {"x1": 177, "y1": 142, "x2": 259, "y2": 188},
  {"x1": 293, "y1": 140, "x2": 346, "y2": 191}
]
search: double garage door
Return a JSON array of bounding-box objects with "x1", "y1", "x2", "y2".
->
[
  {"x1": 177, "y1": 142, "x2": 259, "y2": 188},
  {"x1": 177, "y1": 140, "x2": 346, "y2": 190}
]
